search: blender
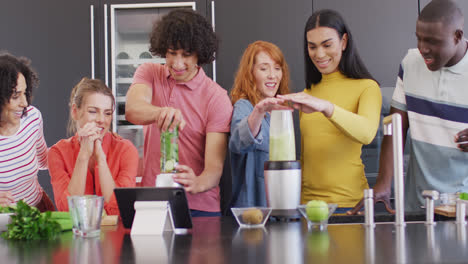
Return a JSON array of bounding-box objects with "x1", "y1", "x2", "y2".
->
[
  {"x1": 156, "y1": 126, "x2": 182, "y2": 188},
  {"x1": 264, "y1": 110, "x2": 301, "y2": 219}
]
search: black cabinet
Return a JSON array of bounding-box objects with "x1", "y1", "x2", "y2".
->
[
  {"x1": 313, "y1": 0, "x2": 419, "y2": 87},
  {"x1": 214, "y1": 0, "x2": 312, "y2": 94},
  {"x1": 420, "y1": 0, "x2": 468, "y2": 34},
  {"x1": 0, "y1": 0, "x2": 95, "y2": 201},
  {"x1": 0, "y1": 0, "x2": 95, "y2": 147}
]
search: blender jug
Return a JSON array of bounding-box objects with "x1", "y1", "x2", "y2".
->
[
  {"x1": 269, "y1": 110, "x2": 296, "y2": 161},
  {"x1": 264, "y1": 110, "x2": 301, "y2": 219}
]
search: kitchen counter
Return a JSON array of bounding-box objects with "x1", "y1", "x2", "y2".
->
[{"x1": 1, "y1": 216, "x2": 467, "y2": 263}]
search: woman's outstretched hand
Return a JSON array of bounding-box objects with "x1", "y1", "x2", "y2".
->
[
  {"x1": 277, "y1": 92, "x2": 334, "y2": 117},
  {"x1": 254, "y1": 97, "x2": 290, "y2": 114}
]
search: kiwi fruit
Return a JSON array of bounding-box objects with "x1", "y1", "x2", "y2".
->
[{"x1": 241, "y1": 208, "x2": 263, "y2": 224}]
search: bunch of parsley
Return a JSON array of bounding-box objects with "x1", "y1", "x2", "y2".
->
[
  {"x1": 0, "y1": 205, "x2": 16, "y2": 213},
  {"x1": 1, "y1": 200, "x2": 61, "y2": 240}
]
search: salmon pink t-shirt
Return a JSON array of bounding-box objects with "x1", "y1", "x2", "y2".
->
[
  {"x1": 48, "y1": 133, "x2": 139, "y2": 215},
  {"x1": 133, "y1": 63, "x2": 232, "y2": 212}
]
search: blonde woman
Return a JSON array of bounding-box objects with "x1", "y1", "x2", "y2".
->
[{"x1": 48, "y1": 78, "x2": 138, "y2": 215}]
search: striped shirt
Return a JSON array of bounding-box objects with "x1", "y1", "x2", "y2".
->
[
  {"x1": 0, "y1": 106, "x2": 48, "y2": 206},
  {"x1": 392, "y1": 48, "x2": 468, "y2": 212}
]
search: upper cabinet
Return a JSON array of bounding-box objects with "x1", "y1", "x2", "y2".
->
[
  {"x1": 420, "y1": 0, "x2": 468, "y2": 34},
  {"x1": 313, "y1": 0, "x2": 419, "y2": 87},
  {"x1": 0, "y1": 0, "x2": 96, "y2": 145},
  {"x1": 213, "y1": 0, "x2": 312, "y2": 161},
  {"x1": 214, "y1": 0, "x2": 313, "y2": 93}
]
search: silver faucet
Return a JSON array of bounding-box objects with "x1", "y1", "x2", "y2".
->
[
  {"x1": 422, "y1": 190, "x2": 439, "y2": 225},
  {"x1": 365, "y1": 224, "x2": 375, "y2": 263},
  {"x1": 364, "y1": 189, "x2": 375, "y2": 228},
  {"x1": 456, "y1": 198, "x2": 467, "y2": 225},
  {"x1": 383, "y1": 114, "x2": 405, "y2": 226}
]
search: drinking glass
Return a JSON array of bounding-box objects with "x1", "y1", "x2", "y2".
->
[{"x1": 74, "y1": 195, "x2": 104, "y2": 237}]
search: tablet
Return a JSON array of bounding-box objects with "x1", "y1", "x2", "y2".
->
[{"x1": 114, "y1": 187, "x2": 192, "y2": 231}]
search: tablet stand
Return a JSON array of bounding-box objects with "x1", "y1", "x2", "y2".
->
[{"x1": 131, "y1": 201, "x2": 174, "y2": 236}]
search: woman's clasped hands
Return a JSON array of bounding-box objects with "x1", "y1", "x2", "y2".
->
[{"x1": 77, "y1": 122, "x2": 106, "y2": 160}]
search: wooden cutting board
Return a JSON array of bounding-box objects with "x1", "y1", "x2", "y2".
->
[
  {"x1": 101, "y1": 215, "x2": 119, "y2": 226},
  {"x1": 434, "y1": 205, "x2": 456, "y2": 217}
]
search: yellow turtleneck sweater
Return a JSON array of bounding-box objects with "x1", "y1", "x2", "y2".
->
[{"x1": 300, "y1": 71, "x2": 382, "y2": 207}]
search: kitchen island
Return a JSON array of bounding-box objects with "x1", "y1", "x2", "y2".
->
[{"x1": 1, "y1": 216, "x2": 467, "y2": 263}]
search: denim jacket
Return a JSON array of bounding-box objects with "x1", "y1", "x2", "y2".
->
[{"x1": 229, "y1": 99, "x2": 270, "y2": 207}]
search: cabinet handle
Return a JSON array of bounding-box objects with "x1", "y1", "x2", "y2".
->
[
  {"x1": 90, "y1": 5, "x2": 95, "y2": 79},
  {"x1": 104, "y1": 4, "x2": 109, "y2": 87},
  {"x1": 211, "y1": 1, "x2": 216, "y2": 82}
]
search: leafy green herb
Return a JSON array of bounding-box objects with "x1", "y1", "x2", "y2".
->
[
  {"x1": 0, "y1": 204, "x2": 16, "y2": 213},
  {"x1": 1, "y1": 200, "x2": 61, "y2": 240}
]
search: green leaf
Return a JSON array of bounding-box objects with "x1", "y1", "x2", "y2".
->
[{"x1": 2, "y1": 200, "x2": 62, "y2": 241}]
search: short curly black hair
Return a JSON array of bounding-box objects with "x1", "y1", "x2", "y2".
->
[
  {"x1": 149, "y1": 9, "x2": 218, "y2": 65},
  {"x1": 0, "y1": 52, "x2": 39, "y2": 122}
]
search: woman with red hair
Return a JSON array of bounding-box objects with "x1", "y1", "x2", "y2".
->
[{"x1": 229, "y1": 41, "x2": 291, "y2": 207}]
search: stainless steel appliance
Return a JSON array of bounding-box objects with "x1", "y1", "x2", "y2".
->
[
  {"x1": 264, "y1": 161, "x2": 301, "y2": 218},
  {"x1": 265, "y1": 110, "x2": 301, "y2": 219}
]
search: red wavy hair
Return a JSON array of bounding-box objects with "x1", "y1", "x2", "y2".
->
[{"x1": 230, "y1": 41, "x2": 290, "y2": 105}]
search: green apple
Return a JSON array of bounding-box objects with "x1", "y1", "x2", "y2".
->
[{"x1": 306, "y1": 200, "x2": 329, "y2": 222}]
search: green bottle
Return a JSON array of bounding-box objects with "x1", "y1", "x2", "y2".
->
[{"x1": 160, "y1": 126, "x2": 179, "y2": 173}]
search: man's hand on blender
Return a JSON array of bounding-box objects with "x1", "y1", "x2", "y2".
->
[
  {"x1": 347, "y1": 180, "x2": 395, "y2": 215},
  {"x1": 172, "y1": 165, "x2": 203, "y2": 194}
]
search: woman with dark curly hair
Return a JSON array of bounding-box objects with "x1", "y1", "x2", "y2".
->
[
  {"x1": 0, "y1": 52, "x2": 55, "y2": 211},
  {"x1": 126, "y1": 9, "x2": 232, "y2": 217}
]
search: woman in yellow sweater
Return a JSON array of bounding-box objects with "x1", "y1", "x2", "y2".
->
[{"x1": 278, "y1": 9, "x2": 382, "y2": 208}]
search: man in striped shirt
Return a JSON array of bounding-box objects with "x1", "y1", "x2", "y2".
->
[
  {"x1": 0, "y1": 53, "x2": 51, "y2": 211},
  {"x1": 350, "y1": 0, "x2": 468, "y2": 213}
]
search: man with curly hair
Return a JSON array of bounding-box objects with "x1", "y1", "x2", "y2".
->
[{"x1": 126, "y1": 9, "x2": 233, "y2": 217}]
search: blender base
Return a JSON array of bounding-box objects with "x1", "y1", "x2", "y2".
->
[{"x1": 269, "y1": 209, "x2": 301, "y2": 221}]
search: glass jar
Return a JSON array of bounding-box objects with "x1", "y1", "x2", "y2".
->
[{"x1": 439, "y1": 193, "x2": 457, "y2": 206}]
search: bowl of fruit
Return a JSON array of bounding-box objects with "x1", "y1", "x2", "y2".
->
[
  {"x1": 231, "y1": 207, "x2": 272, "y2": 228},
  {"x1": 298, "y1": 201, "x2": 337, "y2": 231}
]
